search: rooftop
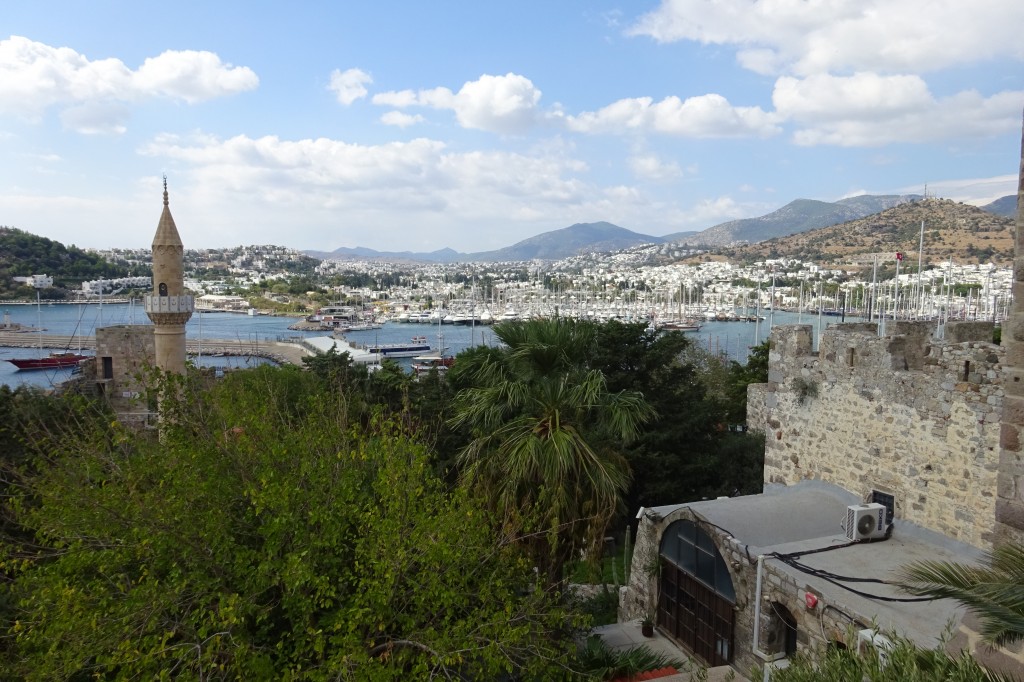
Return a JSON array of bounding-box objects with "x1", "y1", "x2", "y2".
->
[{"x1": 650, "y1": 480, "x2": 981, "y2": 649}]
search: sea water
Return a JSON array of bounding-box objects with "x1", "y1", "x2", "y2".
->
[{"x1": 0, "y1": 303, "x2": 852, "y2": 389}]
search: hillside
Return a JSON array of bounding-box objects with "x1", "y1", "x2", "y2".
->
[
  {"x1": 306, "y1": 246, "x2": 462, "y2": 263},
  {"x1": 468, "y1": 221, "x2": 662, "y2": 261},
  {"x1": 675, "y1": 194, "x2": 920, "y2": 247},
  {"x1": 0, "y1": 227, "x2": 130, "y2": 299},
  {"x1": 982, "y1": 194, "x2": 1017, "y2": 218},
  {"x1": 719, "y1": 198, "x2": 1014, "y2": 265},
  {"x1": 309, "y1": 221, "x2": 662, "y2": 263}
]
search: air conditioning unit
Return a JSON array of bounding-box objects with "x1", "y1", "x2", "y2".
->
[
  {"x1": 846, "y1": 503, "x2": 887, "y2": 541},
  {"x1": 857, "y1": 628, "x2": 892, "y2": 667},
  {"x1": 762, "y1": 656, "x2": 790, "y2": 682}
]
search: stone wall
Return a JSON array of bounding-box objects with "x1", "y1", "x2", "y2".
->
[
  {"x1": 621, "y1": 508, "x2": 758, "y2": 672},
  {"x1": 749, "y1": 321, "x2": 1003, "y2": 549},
  {"x1": 621, "y1": 506, "x2": 869, "y2": 675},
  {"x1": 996, "y1": 117, "x2": 1024, "y2": 546},
  {"x1": 94, "y1": 325, "x2": 156, "y2": 425}
]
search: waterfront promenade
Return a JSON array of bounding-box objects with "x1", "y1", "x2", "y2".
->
[{"x1": 0, "y1": 331, "x2": 311, "y2": 366}]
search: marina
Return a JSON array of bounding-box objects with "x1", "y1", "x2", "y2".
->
[{"x1": 0, "y1": 300, "x2": 870, "y2": 390}]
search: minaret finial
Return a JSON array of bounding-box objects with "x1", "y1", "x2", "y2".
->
[{"x1": 162, "y1": 174, "x2": 169, "y2": 207}]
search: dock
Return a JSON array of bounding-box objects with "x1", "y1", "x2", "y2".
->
[{"x1": 0, "y1": 332, "x2": 312, "y2": 366}]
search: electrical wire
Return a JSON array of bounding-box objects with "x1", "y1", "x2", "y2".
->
[{"x1": 769, "y1": 552, "x2": 933, "y2": 603}]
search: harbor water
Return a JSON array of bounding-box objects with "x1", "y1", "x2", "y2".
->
[{"x1": 0, "y1": 302, "x2": 857, "y2": 389}]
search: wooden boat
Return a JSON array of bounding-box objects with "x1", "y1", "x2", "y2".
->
[{"x1": 7, "y1": 351, "x2": 89, "y2": 370}]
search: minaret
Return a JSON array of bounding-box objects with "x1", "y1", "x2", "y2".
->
[{"x1": 144, "y1": 177, "x2": 193, "y2": 375}]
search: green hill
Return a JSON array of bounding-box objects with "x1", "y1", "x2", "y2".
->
[{"x1": 0, "y1": 227, "x2": 133, "y2": 300}]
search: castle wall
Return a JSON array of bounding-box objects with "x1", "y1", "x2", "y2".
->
[
  {"x1": 995, "y1": 118, "x2": 1024, "y2": 545},
  {"x1": 749, "y1": 321, "x2": 1003, "y2": 549}
]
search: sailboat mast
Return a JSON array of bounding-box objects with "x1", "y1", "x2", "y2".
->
[{"x1": 916, "y1": 219, "x2": 925, "y2": 318}]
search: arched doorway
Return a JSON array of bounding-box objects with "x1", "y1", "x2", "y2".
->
[
  {"x1": 658, "y1": 519, "x2": 736, "y2": 666},
  {"x1": 765, "y1": 601, "x2": 798, "y2": 658}
]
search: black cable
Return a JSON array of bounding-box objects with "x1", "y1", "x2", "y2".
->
[{"x1": 769, "y1": 553, "x2": 933, "y2": 603}]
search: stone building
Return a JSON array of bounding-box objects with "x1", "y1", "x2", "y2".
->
[
  {"x1": 93, "y1": 324, "x2": 155, "y2": 426},
  {"x1": 92, "y1": 180, "x2": 192, "y2": 422},
  {"x1": 143, "y1": 177, "x2": 193, "y2": 375},
  {"x1": 621, "y1": 119, "x2": 1024, "y2": 678}
]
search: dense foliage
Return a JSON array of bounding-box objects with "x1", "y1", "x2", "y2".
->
[
  {"x1": 589, "y1": 322, "x2": 765, "y2": 511},
  {"x1": 449, "y1": 319, "x2": 654, "y2": 584},
  {"x1": 0, "y1": 227, "x2": 129, "y2": 299},
  {"x1": 0, "y1": 367, "x2": 580, "y2": 680},
  {"x1": 0, "y1": 318, "x2": 775, "y2": 678},
  {"x1": 773, "y1": 634, "x2": 1017, "y2": 682}
]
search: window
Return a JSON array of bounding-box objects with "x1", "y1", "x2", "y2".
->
[
  {"x1": 871, "y1": 490, "x2": 895, "y2": 526},
  {"x1": 658, "y1": 518, "x2": 737, "y2": 666},
  {"x1": 660, "y1": 519, "x2": 736, "y2": 601},
  {"x1": 159, "y1": 283, "x2": 168, "y2": 296}
]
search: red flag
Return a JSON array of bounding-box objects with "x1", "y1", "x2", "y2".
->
[{"x1": 895, "y1": 252, "x2": 904, "y2": 261}]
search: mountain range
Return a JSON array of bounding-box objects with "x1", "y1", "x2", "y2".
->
[
  {"x1": 721, "y1": 197, "x2": 1015, "y2": 265},
  {"x1": 307, "y1": 194, "x2": 1016, "y2": 263}
]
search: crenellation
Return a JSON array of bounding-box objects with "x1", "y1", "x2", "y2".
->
[{"x1": 751, "y1": 321, "x2": 1004, "y2": 549}]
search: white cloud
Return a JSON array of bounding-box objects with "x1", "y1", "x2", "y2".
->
[
  {"x1": 59, "y1": 102, "x2": 130, "y2": 135},
  {"x1": 628, "y1": 0, "x2": 1024, "y2": 76},
  {"x1": 372, "y1": 73, "x2": 541, "y2": 134},
  {"x1": 0, "y1": 36, "x2": 257, "y2": 129},
  {"x1": 132, "y1": 131, "x2": 727, "y2": 249},
  {"x1": 452, "y1": 73, "x2": 540, "y2": 134},
  {"x1": 774, "y1": 73, "x2": 932, "y2": 122},
  {"x1": 772, "y1": 74, "x2": 1023, "y2": 146},
  {"x1": 629, "y1": 154, "x2": 683, "y2": 181},
  {"x1": 133, "y1": 49, "x2": 258, "y2": 103},
  {"x1": 567, "y1": 94, "x2": 780, "y2": 138},
  {"x1": 327, "y1": 67, "x2": 372, "y2": 105},
  {"x1": 372, "y1": 90, "x2": 419, "y2": 108},
  {"x1": 897, "y1": 174, "x2": 1018, "y2": 205},
  {"x1": 380, "y1": 111, "x2": 424, "y2": 128}
]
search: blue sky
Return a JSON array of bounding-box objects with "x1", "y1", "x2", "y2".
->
[{"x1": 1, "y1": 1, "x2": 1021, "y2": 253}]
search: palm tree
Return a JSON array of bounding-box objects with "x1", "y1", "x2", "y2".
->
[
  {"x1": 449, "y1": 318, "x2": 654, "y2": 584},
  {"x1": 899, "y1": 542, "x2": 1024, "y2": 646}
]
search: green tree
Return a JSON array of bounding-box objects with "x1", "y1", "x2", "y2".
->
[
  {"x1": 0, "y1": 366, "x2": 579, "y2": 680},
  {"x1": 899, "y1": 543, "x2": 1024, "y2": 646},
  {"x1": 449, "y1": 318, "x2": 654, "y2": 584},
  {"x1": 589, "y1": 322, "x2": 764, "y2": 510}
]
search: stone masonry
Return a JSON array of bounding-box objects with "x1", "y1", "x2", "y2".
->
[
  {"x1": 996, "y1": 114, "x2": 1024, "y2": 546},
  {"x1": 749, "y1": 320, "x2": 1003, "y2": 549}
]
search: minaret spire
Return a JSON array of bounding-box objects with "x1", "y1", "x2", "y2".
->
[{"x1": 145, "y1": 176, "x2": 193, "y2": 377}]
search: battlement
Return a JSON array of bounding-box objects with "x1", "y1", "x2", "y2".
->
[{"x1": 750, "y1": 321, "x2": 1004, "y2": 549}]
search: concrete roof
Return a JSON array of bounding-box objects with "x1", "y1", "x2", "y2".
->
[
  {"x1": 304, "y1": 336, "x2": 379, "y2": 365},
  {"x1": 649, "y1": 480, "x2": 983, "y2": 649}
]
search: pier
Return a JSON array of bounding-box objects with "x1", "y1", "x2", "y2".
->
[{"x1": 0, "y1": 332, "x2": 312, "y2": 366}]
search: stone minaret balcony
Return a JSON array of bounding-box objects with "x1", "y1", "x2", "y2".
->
[{"x1": 143, "y1": 290, "x2": 194, "y2": 326}]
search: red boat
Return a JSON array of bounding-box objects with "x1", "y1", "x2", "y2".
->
[{"x1": 6, "y1": 352, "x2": 90, "y2": 371}]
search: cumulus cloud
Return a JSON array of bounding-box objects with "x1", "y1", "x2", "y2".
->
[
  {"x1": 628, "y1": 0, "x2": 1024, "y2": 76},
  {"x1": 566, "y1": 93, "x2": 780, "y2": 138},
  {"x1": 135, "y1": 131, "x2": 652, "y2": 248},
  {"x1": 0, "y1": 36, "x2": 257, "y2": 131},
  {"x1": 772, "y1": 74, "x2": 1023, "y2": 146},
  {"x1": 372, "y1": 73, "x2": 541, "y2": 134},
  {"x1": 327, "y1": 67, "x2": 372, "y2": 105},
  {"x1": 139, "y1": 132, "x2": 594, "y2": 210},
  {"x1": 134, "y1": 49, "x2": 258, "y2": 103},
  {"x1": 629, "y1": 154, "x2": 683, "y2": 182},
  {"x1": 380, "y1": 111, "x2": 424, "y2": 128},
  {"x1": 59, "y1": 102, "x2": 130, "y2": 135}
]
